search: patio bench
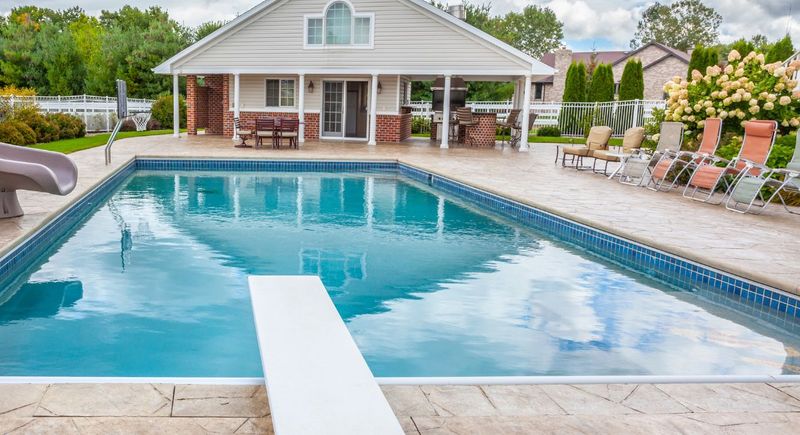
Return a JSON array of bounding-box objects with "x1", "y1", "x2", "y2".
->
[{"x1": 248, "y1": 275, "x2": 403, "y2": 435}]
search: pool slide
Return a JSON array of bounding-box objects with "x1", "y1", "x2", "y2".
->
[{"x1": 0, "y1": 142, "x2": 78, "y2": 218}]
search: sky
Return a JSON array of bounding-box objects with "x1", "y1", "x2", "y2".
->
[{"x1": 3, "y1": 0, "x2": 799, "y2": 53}]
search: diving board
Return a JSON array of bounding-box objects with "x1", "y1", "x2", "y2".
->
[{"x1": 248, "y1": 275, "x2": 403, "y2": 435}]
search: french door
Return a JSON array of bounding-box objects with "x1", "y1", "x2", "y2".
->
[{"x1": 321, "y1": 80, "x2": 368, "y2": 139}]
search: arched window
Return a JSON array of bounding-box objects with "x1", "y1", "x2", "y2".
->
[
  {"x1": 325, "y1": 2, "x2": 352, "y2": 45},
  {"x1": 305, "y1": 2, "x2": 373, "y2": 48}
]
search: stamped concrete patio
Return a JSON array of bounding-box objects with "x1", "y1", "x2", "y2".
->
[
  {"x1": 2, "y1": 134, "x2": 800, "y2": 434},
  {"x1": 3, "y1": 383, "x2": 800, "y2": 434}
]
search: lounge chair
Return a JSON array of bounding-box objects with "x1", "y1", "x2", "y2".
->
[
  {"x1": 234, "y1": 117, "x2": 254, "y2": 148},
  {"x1": 0, "y1": 142, "x2": 78, "y2": 218},
  {"x1": 684, "y1": 120, "x2": 777, "y2": 204},
  {"x1": 592, "y1": 127, "x2": 645, "y2": 176},
  {"x1": 276, "y1": 118, "x2": 299, "y2": 149},
  {"x1": 496, "y1": 109, "x2": 520, "y2": 146},
  {"x1": 255, "y1": 118, "x2": 276, "y2": 148},
  {"x1": 647, "y1": 118, "x2": 722, "y2": 192},
  {"x1": 617, "y1": 122, "x2": 684, "y2": 186},
  {"x1": 559, "y1": 126, "x2": 613, "y2": 170},
  {"x1": 725, "y1": 131, "x2": 799, "y2": 214}
]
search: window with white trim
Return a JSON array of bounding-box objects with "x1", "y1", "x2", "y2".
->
[
  {"x1": 305, "y1": 1, "x2": 372, "y2": 48},
  {"x1": 266, "y1": 79, "x2": 295, "y2": 107}
]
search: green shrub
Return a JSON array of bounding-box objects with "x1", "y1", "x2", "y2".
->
[
  {"x1": 715, "y1": 133, "x2": 796, "y2": 169},
  {"x1": 13, "y1": 108, "x2": 60, "y2": 143},
  {"x1": 0, "y1": 122, "x2": 25, "y2": 145},
  {"x1": 45, "y1": 113, "x2": 85, "y2": 139},
  {"x1": 151, "y1": 94, "x2": 187, "y2": 129},
  {"x1": 411, "y1": 116, "x2": 430, "y2": 134},
  {"x1": 536, "y1": 126, "x2": 561, "y2": 137},
  {"x1": 7, "y1": 120, "x2": 36, "y2": 145}
]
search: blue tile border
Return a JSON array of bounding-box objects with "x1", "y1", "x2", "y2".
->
[{"x1": 2, "y1": 157, "x2": 799, "y2": 325}]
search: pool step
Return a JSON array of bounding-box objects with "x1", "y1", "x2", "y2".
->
[{"x1": 248, "y1": 275, "x2": 403, "y2": 435}]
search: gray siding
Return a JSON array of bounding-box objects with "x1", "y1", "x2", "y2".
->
[{"x1": 177, "y1": 0, "x2": 530, "y2": 74}]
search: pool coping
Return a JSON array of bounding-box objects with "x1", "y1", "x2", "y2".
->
[{"x1": 2, "y1": 156, "x2": 800, "y2": 383}]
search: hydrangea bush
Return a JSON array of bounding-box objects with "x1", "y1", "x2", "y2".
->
[{"x1": 664, "y1": 50, "x2": 800, "y2": 134}]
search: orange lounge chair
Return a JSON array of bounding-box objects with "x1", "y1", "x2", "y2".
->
[
  {"x1": 683, "y1": 120, "x2": 777, "y2": 204},
  {"x1": 647, "y1": 118, "x2": 722, "y2": 192}
]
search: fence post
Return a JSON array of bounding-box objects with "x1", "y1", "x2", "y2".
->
[
  {"x1": 82, "y1": 94, "x2": 89, "y2": 129},
  {"x1": 105, "y1": 96, "x2": 111, "y2": 132},
  {"x1": 631, "y1": 99, "x2": 640, "y2": 128},
  {"x1": 9, "y1": 95, "x2": 14, "y2": 111}
]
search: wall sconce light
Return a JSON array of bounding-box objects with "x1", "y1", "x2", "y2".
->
[
  {"x1": 377, "y1": 81, "x2": 382, "y2": 94},
  {"x1": 307, "y1": 81, "x2": 314, "y2": 94}
]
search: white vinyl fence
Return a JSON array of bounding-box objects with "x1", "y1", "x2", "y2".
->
[
  {"x1": 410, "y1": 99, "x2": 666, "y2": 137},
  {"x1": 1, "y1": 94, "x2": 155, "y2": 132},
  {"x1": 785, "y1": 51, "x2": 800, "y2": 90}
]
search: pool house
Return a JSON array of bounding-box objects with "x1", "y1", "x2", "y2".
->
[{"x1": 153, "y1": 0, "x2": 553, "y2": 150}]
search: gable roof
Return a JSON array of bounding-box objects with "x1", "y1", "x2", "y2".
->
[
  {"x1": 611, "y1": 42, "x2": 689, "y2": 66},
  {"x1": 539, "y1": 50, "x2": 627, "y2": 68},
  {"x1": 154, "y1": 0, "x2": 553, "y2": 76}
]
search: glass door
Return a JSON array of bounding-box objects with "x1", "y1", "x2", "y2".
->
[{"x1": 322, "y1": 81, "x2": 344, "y2": 137}]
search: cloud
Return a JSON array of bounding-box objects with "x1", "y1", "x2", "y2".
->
[{"x1": 2, "y1": 0, "x2": 799, "y2": 51}]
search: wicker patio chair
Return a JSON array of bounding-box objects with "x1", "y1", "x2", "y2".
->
[{"x1": 456, "y1": 107, "x2": 479, "y2": 146}]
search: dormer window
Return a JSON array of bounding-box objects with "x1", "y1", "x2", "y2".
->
[{"x1": 305, "y1": 1, "x2": 373, "y2": 48}]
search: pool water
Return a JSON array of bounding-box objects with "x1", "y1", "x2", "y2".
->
[{"x1": 1, "y1": 171, "x2": 799, "y2": 377}]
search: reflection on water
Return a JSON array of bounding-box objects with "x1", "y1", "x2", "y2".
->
[{"x1": 0, "y1": 171, "x2": 799, "y2": 377}]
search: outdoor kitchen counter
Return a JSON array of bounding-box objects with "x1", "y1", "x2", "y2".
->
[{"x1": 430, "y1": 111, "x2": 497, "y2": 147}]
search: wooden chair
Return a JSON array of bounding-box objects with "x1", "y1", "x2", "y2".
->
[
  {"x1": 255, "y1": 118, "x2": 276, "y2": 148},
  {"x1": 456, "y1": 107, "x2": 478, "y2": 146},
  {"x1": 276, "y1": 118, "x2": 299, "y2": 149}
]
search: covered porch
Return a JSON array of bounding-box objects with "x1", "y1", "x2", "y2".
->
[{"x1": 173, "y1": 72, "x2": 537, "y2": 150}]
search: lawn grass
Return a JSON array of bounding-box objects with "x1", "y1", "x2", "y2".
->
[
  {"x1": 31, "y1": 129, "x2": 177, "y2": 154},
  {"x1": 410, "y1": 133, "x2": 623, "y2": 147}
]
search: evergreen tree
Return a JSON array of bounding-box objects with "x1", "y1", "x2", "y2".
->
[
  {"x1": 618, "y1": 60, "x2": 644, "y2": 101},
  {"x1": 766, "y1": 35, "x2": 795, "y2": 64},
  {"x1": 687, "y1": 45, "x2": 706, "y2": 79},
  {"x1": 729, "y1": 38, "x2": 755, "y2": 56},
  {"x1": 562, "y1": 61, "x2": 587, "y2": 102},
  {"x1": 588, "y1": 64, "x2": 614, "y2": 102}
]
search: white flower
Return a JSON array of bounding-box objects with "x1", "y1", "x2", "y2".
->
[
  {"x1": 791, "y1": 118, "x2": 800, "y2": 127},
  {"x1": 724, "y1": 64, "x2": 734, "y2": 75},
  {"x1": 706, "y1": 107, "x2": 716, "y2": 115},
  {"x1": 728, "y1": 50, "x2": 741, "y2": 62},
  {"x1": 719, "y1": 110, "x2": 728, "y2": 119},
  {"x1": 749, "y1": 105, "x2": 760, "y2": 114},
  {"x1": 748, "y1": 98, "x2": 757, "y2": 106},
  {"x1": 779, "y1": 96, "x2": 792, "y2": 106},
  {"x1": 774, "y1": 67, "x2": 786, "y2": 77},
  {"x1": 763, "y1": 102, "x2": 774, "y2": 110}
]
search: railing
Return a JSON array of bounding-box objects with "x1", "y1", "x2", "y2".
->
[
  {"x1": 0, "y1": 94, "x2": 155, "y2": 132},
  {"x1": 409, "y1": 99, "x2": 666, "y2": 137},
  {"x1": 785, "y1": 51, "x2": 800, "y2": 90}
]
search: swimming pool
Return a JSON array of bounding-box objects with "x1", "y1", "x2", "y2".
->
[{"x1": 1, "y1": 159, "x2": 799, "y2": 378}]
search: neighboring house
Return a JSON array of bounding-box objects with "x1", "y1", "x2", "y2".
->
[
  {"x1": 154, "y1": 0, "x2": 552, "y2": 149},
  {"x1": 534, "y1": 42, "x2": 689, "y2": 102}
]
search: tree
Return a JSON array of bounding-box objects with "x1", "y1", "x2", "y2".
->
[
  {"x1": 687, "y1": 45, "x2": 719, "y2": 79},
  {"x1": 34, "y1": 24, "x2": 86, "y2": 94},
  {"x1": 766, "y1": 35, "x2": 795, "y2": 64},
  {"x1": 562, "y1": 62, "x2": 587, "y2": 102},
  {"x1": 729, "y1": 38, "x2": 755, "y2": 57},
  {"x1": 588, "y1": 64, "x2": 614, "y2": 102},
  {"x1": 618, "y1": 60, "x2": 644, "y2": 100},
  {"x1": 501, "y1": 5, "x2": 564, "y2": 58},
  {"x1": 194, "y1": 20, "x2": 225, "y2": 42},
  {"x1": 630, "y1": 0, "x2": 722, "y2": 52}
]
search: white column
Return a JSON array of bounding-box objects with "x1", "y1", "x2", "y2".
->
[
  {"x1": 368, "y1": 74, "x2": 379, "y2": 145},
  {"x1": 519, "y1": 75, "x2": 532, "y2": 152},
  {"x1": 298, "y1": 74, "x2": 305, "y2": 144},
  {"x1": 441, "y1": 75, "x2": 451, "y2": 149},
  {"x1": 172, "y1": 74, "x2": 180, "y2": 137},
  {"x1": 233, "y1": 73, "x2": 241, "y2": 141}
]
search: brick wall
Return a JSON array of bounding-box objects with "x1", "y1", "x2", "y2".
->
[
  {"x1": 196, "y1": 86, "x2": 208, "y2": 129},
  {"x1": 205, "y1": 75, "x2": 225, "y2": 135},
  {"x1": 186, "y1": 75, "x2": 197, "y2": 135},
  {"x1": 465, "y1": 113, "x2": 497, "y2": 147},
  {"x1": 376, "y1": 115, "x2": 404, "y2": 143},
  {"x1": 398, "y1": 112, "x2": 412, "y2": 142},
  {"x1": 303, "y1": 112, "x2": 319, "y2": 140}
]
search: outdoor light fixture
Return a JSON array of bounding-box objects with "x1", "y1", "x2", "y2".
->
[
  {"x1": 377, "y1": 81, "x2": 382, "y2": 94},
  {"x1": 308, "y1": 81, "x2": 314, "y2": 94}
]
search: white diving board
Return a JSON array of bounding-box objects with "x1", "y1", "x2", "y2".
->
[{"x1": 248, "y1": 275, "x2": 403, "y2": 435}]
